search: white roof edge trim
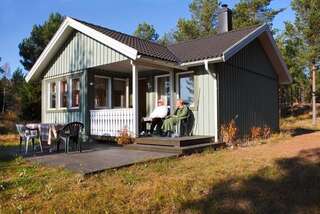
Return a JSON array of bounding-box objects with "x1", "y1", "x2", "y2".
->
[
  {"x1": 138, "y1": 56, "x2": 187, "y2": 70},
  {"x1": 67, "y1": 17, "x2": 137, "y2": 59},
  {"x1": 178, "y1": 24, "x2": 268, "y2": 68},
  {"x1": 180, "y1": 56, "x2": 223, "y2": 67},
  {"x1": 25, "y1": 18, "x2": 70, "y2": 82},
  {"x1": 179, "y1": 24, "x2": 291, "y2": 84},
  {"x1": 265, "y1": 30, "x2": 292, "y2": 84},
  {"x1": 222, "y1": 24, "x2": 268, "y2": 61},
  {"x1": 222, "y1": 24, "x2": 291, "y2": 84},
  {"x1": 26, "y1": 17, "x2": 138, "y2": 82}
]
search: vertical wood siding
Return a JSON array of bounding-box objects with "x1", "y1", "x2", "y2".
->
[
  {"x1": 42, "y1": 29, "x2": 128, "y2": 132},
  {"x1": 217, "y1": 39, "x2": 279, "y2": 136},
  {"x1": 192, "y1": 65, "x2": 217, "y2": 136},
  {"x1": 44, "y1": 30, "x2": 128, "y2": 79}
]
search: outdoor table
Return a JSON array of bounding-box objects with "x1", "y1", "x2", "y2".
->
[
  {"x1": 46, "y1": 124, "x2": 65, "y2": 145},
  {"x1": 26, "y1": 123, "x2": 65, "y2": 151}
]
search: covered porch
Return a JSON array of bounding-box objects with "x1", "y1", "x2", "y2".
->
[{"x1": 87, "y1": 58, "x2": 180, "y2": 137}]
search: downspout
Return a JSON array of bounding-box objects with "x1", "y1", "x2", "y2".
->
[{"x1": 204, "y1": 60, "x2": 218, "y2": 143}]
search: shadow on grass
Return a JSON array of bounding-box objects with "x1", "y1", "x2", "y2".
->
[
  {"x1": 0, "y1": 144, "x2": 21, "y2": 161},
  {"x1": 290, "y1": 128, "x2": 319, "y2": 137},
  {"x1": 180, "y1": 148, "x2": 320, "y2": 213}
]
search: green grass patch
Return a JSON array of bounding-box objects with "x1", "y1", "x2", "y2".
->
[{"x1": 1, "y1": 115, "x2": 320, "y2": 213}]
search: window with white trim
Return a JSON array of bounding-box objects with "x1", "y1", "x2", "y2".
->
[
  {"x1": 60, "y1": 80, "x2": 68, "y2": 108},
  {"x1": 71, "y1": 78, "x2": 80, "y2": 108},
  {"x1": 156, "y1": 75, "x2": 171, "y2": 106},
  {"x1": 112, "y1": 78, "x2": 127, "y2": 108},
  {"x1": 49, "y1": 82, "x2": 57, "y2": 109},
  {"x1": 177, "y1": 72, "x2": 194, "y2": 106},
  {"x1": 94, "y1": 76, "x2": 111, "y2": 108}
]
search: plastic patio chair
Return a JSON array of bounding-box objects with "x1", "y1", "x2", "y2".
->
[
  {"x1": 57, "y1": 122, "x2": 84, "y2": 153},
  {"x1": 175, "y1": 108, "x2": 195, "y2": 137},
  {"x1": 16, "y1": 124, "x2": 41, "y2": 154}
]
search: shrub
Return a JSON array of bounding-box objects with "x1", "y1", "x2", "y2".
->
[
  {"x1": 250, "y1": 125, "x2": 272, "y2": 141},
  {"x1": 250, "y1": 126, "x2": 262, "y2": 140},
  {"x1": 220, "y1": 119, "x2": 238, "y2": 146},
  {"x1": 262, "y1": 125, "x2": 271, "y2": 139},
  {"x1": 116, "y1": 128, "x2": 134, "y2": 145}
]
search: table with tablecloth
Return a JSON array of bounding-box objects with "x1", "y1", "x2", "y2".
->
[{"x1": 26, "y1": 123, "x2": 64, "y2": 145}]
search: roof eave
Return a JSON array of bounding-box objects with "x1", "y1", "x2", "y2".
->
[
  {"x1": 179, "y1": 56, "x2": 223, "y2": 67},
  {"x1": 178, "y1": 24, "x2": 292, "y2": 84},
  {"x1": 25, "y1": 17, "x2": 138, "y2": 82}
]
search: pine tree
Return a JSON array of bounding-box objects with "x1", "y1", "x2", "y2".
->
[
  {"x1": 133, "y1": 22, "x2": 159, "y2": 41},
  {"x1": 173, "y1": 0, "x2": 219, "y2": 42},
  {"x1": 233, "y1": 0, "x2": 284, "y2": 30}
]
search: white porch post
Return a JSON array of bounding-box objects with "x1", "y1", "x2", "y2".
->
[
  {"x1": 131, "y1": 61, "x2": 139, "y2": 137},
  {"x1": 169, "y1": 71, "x2": 174, "y2": 112}
]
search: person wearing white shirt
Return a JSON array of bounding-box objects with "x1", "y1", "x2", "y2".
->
[{"x1": 141, "y1": 99, "x2": 168, "y2": 135}]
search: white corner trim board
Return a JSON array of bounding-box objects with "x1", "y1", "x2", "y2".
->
[
  {"x1": 204, "y1": 60, "x2": 218, "y2": 142},
  {"x1": 25, "y1": 17, "x2": 138, "y2": 82}
]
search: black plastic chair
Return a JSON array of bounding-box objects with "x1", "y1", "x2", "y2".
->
[
  {"x1": 176, "y1": 108, "x2": 195, "y2": 137},
  {"x1": 57, "y1": 122, "x2": 84, "y2": 153}
]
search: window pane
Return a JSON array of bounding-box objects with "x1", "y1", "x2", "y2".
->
[
  {"x1": 157, "y1": 76, "x2": 170, "y2": 106},
  {"x1": 179, "y1": 73, "x2": 194, "y2": 105},
  {"x1": 50, "y1": 82, "x2": 56, "y2": 108},
  {"x1": 94, "y1": 77, "x2": 109, "y2": 108},
  {"x1": 113, "y1": 79, "x2": 127, "y2": 108},
  {"x1": 60, "y1": 80, "x2": 68, "y2": 108},
  {"x1": 72, "y1": 78, "x2": 80, "y2": 107}
]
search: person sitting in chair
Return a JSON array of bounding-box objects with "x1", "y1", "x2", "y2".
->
[
  {"x1": 162, "y1": 99, "x2": 189, "y2": 137},
  {"x1": 141, "y1": 99, "x2": 168, "y2": 135}
]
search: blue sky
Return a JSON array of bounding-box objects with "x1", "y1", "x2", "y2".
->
[{"x1": 0, "y1": 0, "x2": 295, "y2": 74}]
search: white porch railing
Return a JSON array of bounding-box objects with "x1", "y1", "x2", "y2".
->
[{"x1": 90, "y1": 108, "x2": 135, "y2": 137}]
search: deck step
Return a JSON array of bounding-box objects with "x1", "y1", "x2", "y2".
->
[
  {"x1": 124, "y1": 144, "x2": 181, "y2": 154},
  {"x1": 135, "y1": 136, "x2": 214, "y2": 147},
  {"x1": 124, "y1": 142, "x2": 219, "y2": 155}
]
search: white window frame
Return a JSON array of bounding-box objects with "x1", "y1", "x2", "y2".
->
[
  {"x1": 94, "y1": 75, "x2": 111, "y2": 109},
  {"x1": 59, "y1": 79, "x2": 68, "y2": 110},
  {"x1": 48, "y1": 81, "x2": 57, "y2": 110},
  {"x1": 176, "y1": 71, "x2": 195, "y2": 107},
  {"x1": 112, "y1": 77, "x2": 129, "y2": 108},
  {"x1": 69, "y1": 77, "x2": 81, "y2": 109},
  {"x1": 154, "y1": 74, "x2": 172, "y2": 107}
]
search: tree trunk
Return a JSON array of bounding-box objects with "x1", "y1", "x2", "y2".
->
[
  {"x1": 2, "y1": 87, "x2": 5, "y2": 113},
  {"x1": 312, "y1": 62, "x2": 317, "y2": 126}
]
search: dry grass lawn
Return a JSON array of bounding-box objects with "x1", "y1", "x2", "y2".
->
[{"x1": 1, "y1": 114, "x2": 320, "y2": 213}]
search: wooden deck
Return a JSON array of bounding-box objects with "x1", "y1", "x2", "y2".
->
[{"x1": 125, "y1": 136, "x2": 224, "y2": 155}]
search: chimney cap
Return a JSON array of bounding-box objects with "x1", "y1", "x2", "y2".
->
[{"x1": 221, "y1": 4, "x2": 228, "y2": 8}]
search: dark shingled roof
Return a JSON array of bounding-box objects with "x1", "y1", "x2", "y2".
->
[
  {"x1": 168, "y1": 25, "x2": 261, "y2": 63},
  {"x1": 75, "y1": 18, "x2": 179, "y2": 62},
  {"x1": 74, "y1": 18, "x2": 261, "y2": 64}
]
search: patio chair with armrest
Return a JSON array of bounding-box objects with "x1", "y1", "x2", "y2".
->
[
  {"x1": 16, "y1": 124, "x2": 41, "y2": 154},
  {"x1": 144, "y1": 107, "x2": 170, "y2": 136},
  {"x1": 57, "y1": 122, "x2": 84, "y2": 153},
  {"x1": 176, "y1": 108, "x2": 195, "y2": 137}
]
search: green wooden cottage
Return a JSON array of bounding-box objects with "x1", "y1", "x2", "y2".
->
[{"x1": 25, "y1": 6, "x2": 291, "y2": 142}]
